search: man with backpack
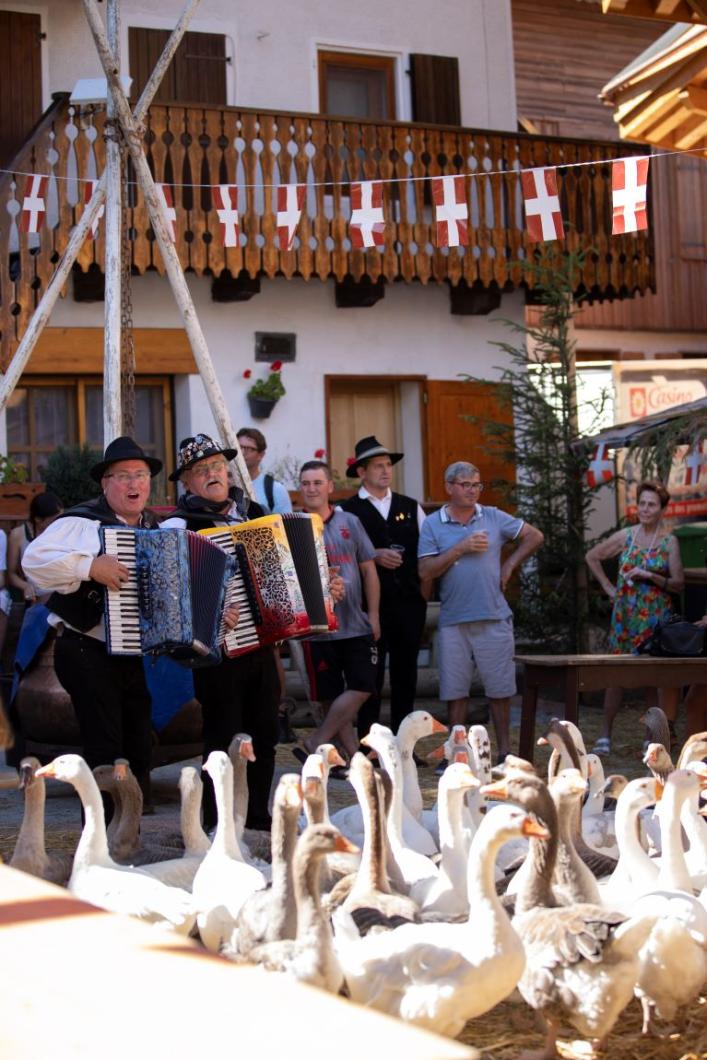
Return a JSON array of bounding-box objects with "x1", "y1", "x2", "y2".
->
[{"x1": 236, "y1": 427, "x2": 292, "y2": 514}]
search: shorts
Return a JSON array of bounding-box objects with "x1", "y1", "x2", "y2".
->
[
  {"x1": 438, "y1": 618, "x2": 516, "y2": 701},
  {"x1": 302, "y1": 635, "x2": 378, "y2": 702}
]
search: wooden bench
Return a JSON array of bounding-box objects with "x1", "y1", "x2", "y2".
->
[{"x1": 516, "y1": 653, "x2": 707, "y2": 762}]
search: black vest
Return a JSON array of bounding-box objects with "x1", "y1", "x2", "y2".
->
[
  {"x1": 342, "y1": 492, "x2": 422, "y2": 603},
  {"x1": 47, "y1": 495, "x2": 159, "y2": 632},
  {"x1": 175, "y1": 491, "x2": 265, "y2": 532}
]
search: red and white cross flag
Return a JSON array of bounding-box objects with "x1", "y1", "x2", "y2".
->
[
  {"x1": 277, "y1": 184, "x2": 305, "y2": 251},
  {"x1": 350, "y1": 180, "x2": 385, "y2": 248},
  {"x1": 612, "y1": 157, "x2": 649, "y2": 235},
  {"x1": 684, "y1": 440, "x2": 706, "y2": 487},
  {"x1": 432, "y1": 175, "x2": 468, "y2": 248},
  {"x1": 586, "y1": 444, "x2": 614, "y2": 488},
  {"x1": 155, "y1": 183, "x2": 177, "y2": 242},
  {"x1": 84, "y1": 180, "x2": 105, "y2": 240},
  {"x1": 20, "y1": 174, "x2": 48, "y2": 234},
  {"x1": 212, "y1": 184, "x2": 240, "y2": 247},
  {"x1": 521, "y1": 167, "x2": 564, "y2": 242}
]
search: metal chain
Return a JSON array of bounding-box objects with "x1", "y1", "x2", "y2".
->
[{"x1": 119, "y1": 146, "x2": 136, "y2": 436}]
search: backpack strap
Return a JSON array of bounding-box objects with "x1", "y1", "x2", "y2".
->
[{"x1": 263, "y1": 473, "x2": 275, "y2": 512}]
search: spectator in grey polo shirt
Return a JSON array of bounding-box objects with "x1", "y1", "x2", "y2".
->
[{"x1": 418, "y1": 460, "x2": 543, "y2": 761}]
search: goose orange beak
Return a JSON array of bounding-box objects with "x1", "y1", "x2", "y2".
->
[
  {"x1": 655, "y1": 779, "x2": 664, "y2": 801},
  {"x1": 458, "y1": 766, "x2": 480, "y2": 789},
  {"x1": 334, "y1": 834, "x2": 359, "y2": 855},
  {"x1": 452, "y1": 750, "x2": 469, "y2": 764},
  {"x1": 426, "y1": 744, "x2": 446, "y2": 762},
  {"x1": 35, "y1": 763, "x2": 56, "y2": 779},
  {"x1": 431, "y1": 718, "x2": 448, "y2": 734},
  {"x1": 452, "y1": 728, "x2": 467, "y2": 744},
  {"x1": 537, "y1": 736, "x2": 549, "y2": 746},
  {"x1": 521, "y1": 816, "x2": 550, "y2": 840},
  {"x1": 240, "y1": 742, "x2": 256, "y2": 763},
  {"x1": 480, "y1": 779, "x2": 509, "y2": 799},
  {"x1": 327, "y1": 748, "x2": 346, "y2": 767}
]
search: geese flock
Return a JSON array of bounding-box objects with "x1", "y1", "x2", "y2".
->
[{"x1": 3, "y1": 709, "x2": 707, "y2": 1055}]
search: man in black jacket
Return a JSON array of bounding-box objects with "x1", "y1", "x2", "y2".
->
[
  {"x1": 22, "y1": 436, "x2": 162, "y2": 810},
  {"x1": 341, "y1": 435, "x2": 428, "y2": 735},
  {"x1": 161, "y1": 434, "x2": 279, "y2": 831}
]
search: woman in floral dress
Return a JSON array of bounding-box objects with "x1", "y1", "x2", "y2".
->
[{"x1": 586, "y1": 480, "x2": 684, "y2": 755}]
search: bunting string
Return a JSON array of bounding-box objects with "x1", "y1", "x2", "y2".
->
[{"x1": 9, "y1": 143, "x2": 705, "y2": 248}]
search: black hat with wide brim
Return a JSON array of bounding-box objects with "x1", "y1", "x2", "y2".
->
[
  {"x1": 346, "y1": 435, "x2": 404, "y2": 478},
  {"x1": 90, "y1": 436, "x2": 163, "y2": 483},
  {"x1": 168, "y1": 434, "x2": 238, "y2": 481}
]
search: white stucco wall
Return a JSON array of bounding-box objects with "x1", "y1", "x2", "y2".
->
[
  {"x1": 47, "y1": 271, "x2": 525, "y2": 481},
  {"x1": 2, "y1": 0, "x2": 517, "y2": 131}
]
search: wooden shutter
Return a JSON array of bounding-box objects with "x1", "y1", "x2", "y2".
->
[
  {"x1": 129, "y1": 27, "x2": 227, "y2": 105},
  {"x1": 0, "y1": 11, "x2": 42, "y2": 168},
  {"x1": 676, "y1": 154, "x2": 707, "y2": 262},
  {"x1": 424, "y1": 380, "x2": 515, "y2": 505},
  {"x1": 409, "y1": 54, "x2": 461, "y2": 125}
]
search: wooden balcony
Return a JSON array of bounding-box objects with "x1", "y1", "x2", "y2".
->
[{"x1": 0, "y1": 95, "x2": 655, "y2": 368}]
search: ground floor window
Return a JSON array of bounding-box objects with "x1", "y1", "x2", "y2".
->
[{"x1": 7, "y1": 376, "x2": 174, "y2": 502}]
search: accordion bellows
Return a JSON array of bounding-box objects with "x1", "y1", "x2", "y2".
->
[
  {"x1": 200, "y1": 512, "x2": 337, "y2": 655},
  {"x1": 100, "y1": 526, "x2": 233, "y2": 663}
]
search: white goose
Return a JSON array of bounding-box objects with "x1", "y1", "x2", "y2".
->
[
  {"x1": 597, "y1": 776, "x2": 661, "y2": 910},
  {"x1": 178, "y1": 767, "x2": 211, "y2": 857},
  {"x1": 396, "y1": 710, "x2": 447, "y2": 822},
  {"x1": 35, "y1": 755, "x2": 195, "y2": 934},
  {"x1": 410, "y1": 762, "x2": 480, "y2": 917},
  {"x1": 332, "y1": 805, "x2": 534, "y2": 1036},
  {"x1": 191, "y1": 751, "x2": 267, "y2": 953},
  {"x1": 581, "y1": 753, "x2": 619, "y2": 858},
  {"x1": 231, "y1": 773, "x2": 302, "y2": 957},
  {"x1": 632, "y1": 770, "x2": 707, "y2": 1034},
  {"x1": 332, "y1": 722, "x2": 438, "y2": 857}
]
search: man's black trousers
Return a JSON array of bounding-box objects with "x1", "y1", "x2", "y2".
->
[{"x1": 357, "y1": 595, "x2": 427, "y2": 736}]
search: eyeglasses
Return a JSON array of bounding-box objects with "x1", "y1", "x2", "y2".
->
[
  {"x1": 452, "y1": 480, "x2": 484, "y2": 491},
  {"x1": 105, "y1": 471, "x2": 151, "y2": 484},
  {"x1": 190, "y1": 459, "x2": 228, "y2": 478},
  {"x1": 238, "y1": 444, "x2": 260, "y2": 454}
]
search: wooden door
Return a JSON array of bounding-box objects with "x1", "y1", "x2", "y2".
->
[
  {"x1": 327, "y1": 380, "x2": 402, "y2": 487},
  {"x1": 424, "y1": 380, "x2": 515, "y2": 505},
  {"x1": 0, "y1": 11, "x2": 42, "y2": 168}
]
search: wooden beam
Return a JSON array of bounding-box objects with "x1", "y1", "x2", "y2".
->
[
  {"x1": 680, "y1": 84, "x2": 707, "y2": 114},
  {"x1": 82, "y1": 0, "x2": 255, "y2": 499},
  {"x1": 656, "y1": 0, "x2": 686, "y2": 15},
  {"x1": 103, "y1": 0, "x2": 122, "y2": 444},
  {"x1": 675, "y1": 112, "x2": 707, "y2": 146},
  {"x1": 25, "y1": 328, "x2": 198, "y2": 375}
]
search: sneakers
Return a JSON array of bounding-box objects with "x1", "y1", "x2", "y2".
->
[{"x1": 592, "y1": 737, "x2": 611, "y2": 757}]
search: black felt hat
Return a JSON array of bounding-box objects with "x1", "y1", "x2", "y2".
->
[
  {"x1": 346, "y1": 435, "x2": 404, "y2": 478},
  {"x1": 90, "y1": 436, "x2": 163, "y2": 483},
  {"x1": 169, "y1": 434, "x2": 238, "y2": 481}
]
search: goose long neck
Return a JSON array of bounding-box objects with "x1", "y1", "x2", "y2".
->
[
  {"x1": 615, "y1": 790, "x2": 654, "y2": 881},
  {"x1": 465, "y1": 819, "x2": 514, "y2": 946},
  {"x1": 213, "y1": 766, "x2": 239, "y2": 859},
  {"x1": 681, "y1": 789, "x2": 707, "y2": 863},
  {"x1": 355, "y1": 773, "x2": 389, "y2": 895},
  {"x1": 378, "y1": 742, "x2": 404, "y2": 838},
  {"x1": 514, "y1": 796, "x2": 558, "y2": 915},
  {"x1": 181, "y1": 778, "x2": 210, "y2": 856},
  {"x1": 294, "y1": 849, "x2": 325, "y2": 942},
  {"x1": 270, "y1": 803, "x2": 299, "y2": 940},
  {"x1": 18, "y1": 779, "x2": 47, "y2": 857},
  {"x1": 74, "y1": 769, "x2": 111, "y2": 866},
  {"x1": 232, "y1": 756, "x2": 249, "y2": 844},
  {"x1": 439, "y1": 786, "x2": 468, "y2": 883},
  {"x1": 657, "y1": 786, "x2": 694, "y2": 892},
  {"x1": 111, "y1": 780, "x2": 141, "y2": 856}
]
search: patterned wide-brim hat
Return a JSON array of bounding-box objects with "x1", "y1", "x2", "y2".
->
[{"x1": 168, "y1": 434, "x2": 238, "y2": 481}]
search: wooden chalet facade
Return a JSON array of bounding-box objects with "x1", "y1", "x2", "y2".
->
[{"x1": 1, "y1": 0, "x2": 698, "y2": 507}]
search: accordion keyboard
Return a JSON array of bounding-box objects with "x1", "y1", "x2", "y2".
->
[
  {"x1": 208, "y1": 530, "x2": 261, "y2": 655},
  {"x1": 101, "y1": 527, "x2": 141, "y2": 654}
]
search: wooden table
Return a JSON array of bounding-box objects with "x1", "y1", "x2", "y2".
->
[{"x1": 516, "y1": 653, "x2": 707, "y2": 761}]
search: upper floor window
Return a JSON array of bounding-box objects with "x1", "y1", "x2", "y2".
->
[
  {"x1": 318, "y1": 51, "x2": 396, "y2": 120},
  {"x1": 128, "y1": 27, "x2": 228, "y2": 106}
]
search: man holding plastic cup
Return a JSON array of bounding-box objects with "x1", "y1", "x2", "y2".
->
[
  {"x1": 418, "y1": 460, "x2": 543, "y2": 762},
  {"x1": 342, "y1": 435, "x2": 428, "y2": 736}
]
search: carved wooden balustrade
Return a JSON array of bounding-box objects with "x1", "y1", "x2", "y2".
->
[{"x1": 0, "y1": 95, "x2": 654, "y2": 367}]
